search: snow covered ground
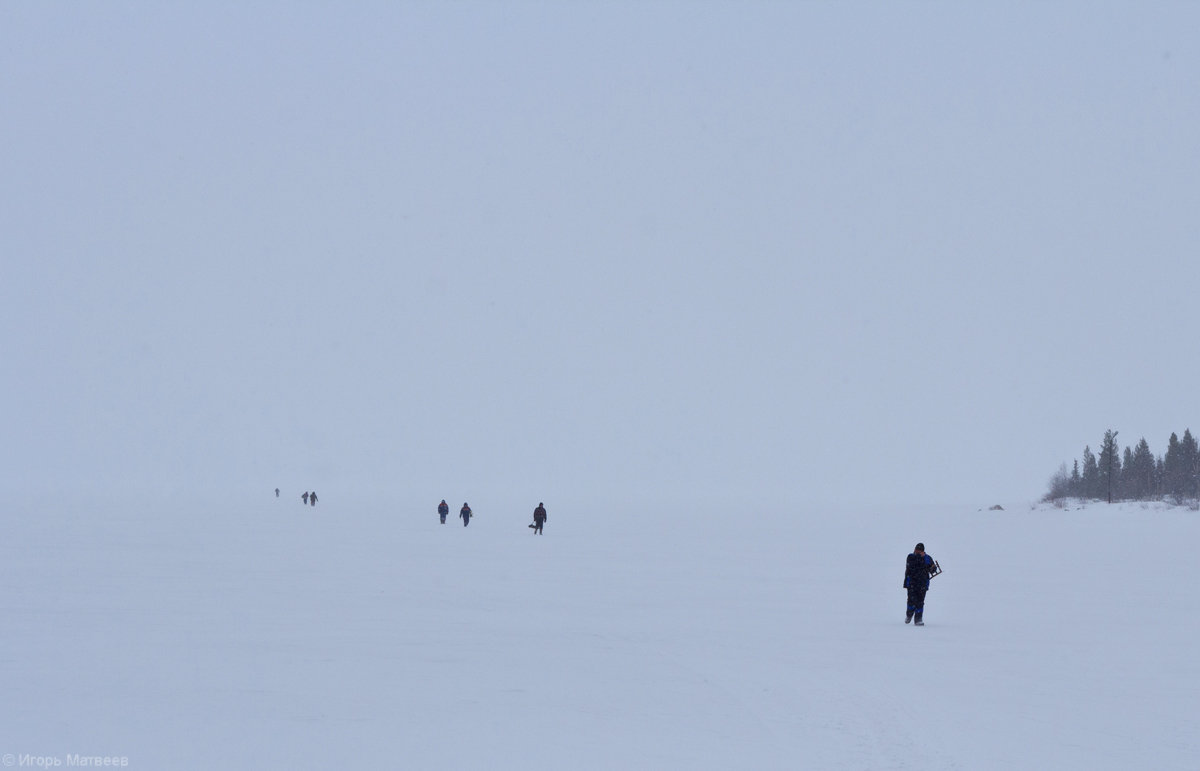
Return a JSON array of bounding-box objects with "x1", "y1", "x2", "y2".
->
[{"x1": 2, "y1": 494, "x2": 1197, "y2": 769}]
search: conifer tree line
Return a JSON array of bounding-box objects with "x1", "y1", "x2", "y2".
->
[{"x1": 1045, "y1": 429, "x2": 1200, "y2": 503}]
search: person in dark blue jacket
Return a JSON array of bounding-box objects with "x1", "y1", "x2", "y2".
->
[
  {"x1": 460, "y1": 503, "x2": 472, "y2": 527},
  {"x1": 904, "y1": 543, "x2": 936, "y2": 625},
  {"x1": 438, "y1": 500, "x2": 449, "y2": 524}
]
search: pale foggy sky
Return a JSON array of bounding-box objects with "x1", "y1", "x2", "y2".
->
[{"x1": 2, "y1": 2, "x2": 1198, "y2": 508}]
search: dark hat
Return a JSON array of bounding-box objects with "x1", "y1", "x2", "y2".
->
[{"x1": 915, "y1": 542, "x2": 925, "y2": 552}]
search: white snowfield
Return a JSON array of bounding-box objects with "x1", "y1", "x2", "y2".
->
[{"x1": 2, "y1": 496, "x2": 1197, "y2": 770}]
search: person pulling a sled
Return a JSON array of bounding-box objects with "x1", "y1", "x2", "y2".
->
[
  {"x1": 532, "y1": 502, "x2": 547, "y2": 534},
  {"x1": 904, "y1": 542, "x2": 937, "y2": 626},
  {"x1": 438, "y1": 500, "x2": 449, "y2": 524},
  {"x1": 460, "y1": 502, "x2": 472, "y2": 527}
]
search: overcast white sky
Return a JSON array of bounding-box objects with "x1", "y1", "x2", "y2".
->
[{"x1": 3, "y1": 2, "x2": 1198, "y2": 508}]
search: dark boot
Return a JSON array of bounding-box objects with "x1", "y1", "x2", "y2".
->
[
  {"x1": 914, "y1": 613, "x2": 924, "y2": 626},
  {"x1": 905, "y1": 611, "x2": 913, "y2": 624}
]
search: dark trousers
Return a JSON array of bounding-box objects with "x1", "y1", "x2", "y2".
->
[
  {"x1": 534, "y1": 520, "x2": 544, "y2": 534},
  {"x1": 907, "y1": 585, "x2": 928, "y2": 617},
  {"x1": 462, "y1": 516, "x2": 469, "y2": 527}
]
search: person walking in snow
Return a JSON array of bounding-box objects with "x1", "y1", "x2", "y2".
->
[
  {"x1": 532, "y1": 502, "x2": 547, "y2": 535},
  {"x1": 438, "y1": 500, "x2": 450, "y2": 524},
  {"x1": 904, "y1": 542, "x2": 936, "y2": 626},
  {"x1": 460, "y1": 502, "x2": 472, "y2": 527},
  {"x1": 302, "y1": 491, "x2": 310, "y2": 505},
  {"x1": 275, "y1": 488, "x2": 280, "y2": 498},
  {"x1": 309, "y1": 491, "x2": 318, "y2": 507}
]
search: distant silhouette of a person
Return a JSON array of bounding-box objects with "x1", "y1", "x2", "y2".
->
[
  {"x1": 310, "y1": 491, "x2": 318, "y2": 507},
  {"x1": 460, "y1": 503, "x2": 472, "y2": 527},
  {"x1": 438, "y1": 500, "x2": 449, "y2": 524},
  {"x1": 275, "y1": 488, "x2": 280, "y2": 498},
  {"x1": 533, "y1": 502, "x2": 547, "y2": 535},
  {"x1": 302, "y1": 492, "x2": 310, "y2": 505}
]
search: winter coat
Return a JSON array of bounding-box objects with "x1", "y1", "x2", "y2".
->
[
  {"x1": 438, "y1": 503, "x2": 449, "y2": 516},
  {"x1": 533, "y1": 505, "x2": 546, "y2": 523},
  {"x1": 904, "y1": 553, "x2": 935, "y2": 589}
]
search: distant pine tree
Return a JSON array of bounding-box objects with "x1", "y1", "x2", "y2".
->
[
  {"x1": 1181, "y1": 429, "x2": 1199, "y2": 499},
  {"x1": 1128, "y1": 438, "x2": 1156, "y2": 501},
  {"x1": 1164, "y1": 432, "x2": 1184, "y2": 499},
  {"x1": 1121, "y1": 446, "x2": 1134, "y2": 499},
  {"x1": 1098, "y1": 430, "x2": 1121, "y2": 503},
  {"x1": 1081, "y1": 446, "x2": 1100, "y2": 500}
]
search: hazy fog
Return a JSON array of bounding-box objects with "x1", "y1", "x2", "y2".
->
[{"x1": 3, "y1": 2, "x2": 1198, "y2": 508}]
